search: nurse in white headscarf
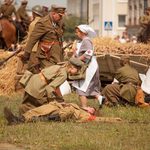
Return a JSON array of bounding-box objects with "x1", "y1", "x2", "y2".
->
[{"x1": 72, "y1": 24, "x2": 104, "y2": 110}]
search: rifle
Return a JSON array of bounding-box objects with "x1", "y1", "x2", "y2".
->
[{"x1": 0, "y1": 48, "x2": 22, "y2": 66}]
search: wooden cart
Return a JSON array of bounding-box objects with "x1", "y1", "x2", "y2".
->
[{"x1": 96, "y1": 54, "x2": 149, "y2": 83}]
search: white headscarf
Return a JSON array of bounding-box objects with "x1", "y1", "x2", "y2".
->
[{"x1": 77, "y1": 24, "x2": 97, "y2": 38}]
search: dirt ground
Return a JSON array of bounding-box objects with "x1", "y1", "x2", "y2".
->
[{"x1": 0, "y1": 143, "x2": 25, "y2": 150}]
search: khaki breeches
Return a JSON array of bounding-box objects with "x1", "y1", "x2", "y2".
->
[{"x1": 23, "y1": 102, "x2": 62, "y2": 121}]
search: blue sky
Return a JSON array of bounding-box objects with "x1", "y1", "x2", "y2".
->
[{"x1": 16, "y1": 0, "x2": 67, "y2": 9}]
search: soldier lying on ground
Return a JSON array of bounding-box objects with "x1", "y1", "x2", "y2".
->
[
  {"x1": 18, "y1": 57, "x2": 93, "y2": 114},
  {"x1": 4, "y1": 101, "x2": 122, "y2": 125},
  {"x1": 102, "y1": 55, "x2": 150, "y2": 108}
]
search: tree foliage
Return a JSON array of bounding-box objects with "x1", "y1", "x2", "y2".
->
[{"x1": 64, "y1": 15, "x2": 86, "y2": 41}]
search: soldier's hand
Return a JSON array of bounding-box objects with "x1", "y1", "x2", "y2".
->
[{"x1": 47, "y1": 91, "x2": 64, "y2": 103}]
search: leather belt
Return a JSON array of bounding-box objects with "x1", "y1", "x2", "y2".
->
[{"x1": 40, "y1": 40, "x2": 61, "y2": 45}]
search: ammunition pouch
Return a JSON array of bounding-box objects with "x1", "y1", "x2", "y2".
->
[
  {"x1": 39, "y1": 41, "x2": 60, "y2": 60},
  {"x1": 19, "y1": 70, "x2": 33, "y2": 87}
]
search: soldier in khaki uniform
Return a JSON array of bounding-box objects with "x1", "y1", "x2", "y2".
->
[
  {"x1": 17, "y1": 5, "x2": 43, "y2": 68},
  {"x1": 42, "y1": 6, "x2": 49, "y2": 17},
  {"x1": 17, "y1": 0, "x2": 30, "y2": 29},
  {"x1": 15, "y1": 5, "x2": 44, "y2": 90},
  {"x1": 18, "y1": 57, "x2": 85, "y2": 114},
  {"x1": 4, "y1": 100, "x2": 122, "y2": 125},
  {"x1": 137, "y1": 7, "x2": 150, "y2": 42},
  {"x1": 21, "y1": 4, "x2": 66, "y2": 71},
  {"x1": 22, "y1": 5, "x2": 43, "y2": 47},
  {"x1": 0, "y1": 0, "x2": 19, "y2": 20},
  {"x1": 102, "y1": 56, "x2": 141, "y2": 107},
  {"x1": 25, "y1": 5, "x2": 44, "y2": 72}
]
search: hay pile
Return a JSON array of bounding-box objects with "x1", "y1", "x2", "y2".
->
[
  {"x1": 1, "y1": 38, "x2": 150, "y2": 96},
  {"x1": 93, "y1": 37, "x2": 150, "y2": 56},
  {"x1": 0, "y1": 50, "x2": 18, "y2": 96}
]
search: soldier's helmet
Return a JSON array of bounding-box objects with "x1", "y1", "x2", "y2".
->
[{"x1": 32, "y1": 5, "x2": 43, "y2": 17}]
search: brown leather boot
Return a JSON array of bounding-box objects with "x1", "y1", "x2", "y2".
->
[
  {"x1": 4, "y1": 107, "x2": 25, "y2": 125},
  {"x1": 135, "y1": 88, "x2": 150, "y2": 108}
]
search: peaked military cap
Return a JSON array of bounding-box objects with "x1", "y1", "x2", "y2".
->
[
  {"x1": 69, "y1": 57, "x2": 84, "y2": 67},
  {"x1": 50, "y1": 4, "x2": 66, "y2": 15}
]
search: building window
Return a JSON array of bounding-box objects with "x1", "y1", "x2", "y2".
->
[
  {"x1": 144, "y1": 0, "x2": 148, "y2": 9},
  {"x1": 118, "y1": 15, "x2": 126, "y2": 27},
  {"x1": 134, "y1": 17, "x2": 137, "y2": 25},
  {"x1": 139, "y1": 3, "x2": 142, "y2": 9},
  {"x1": 128, "y1": 18, "x2": 131, "y2": 26},
  {"x1": 129, "y1": 5, "x2": 132, "y2": 10},
  {"x1": 134, "y1": 5, "x2": 137, "y2": 10}
]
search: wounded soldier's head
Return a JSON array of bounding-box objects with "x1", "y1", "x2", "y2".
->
[{"x1": 67, "y1": 57, "x2": 84, "y2": 75}]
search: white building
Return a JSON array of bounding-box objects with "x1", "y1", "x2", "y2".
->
[
  {"x1": 127, "y1": 0, "x2": 150, "y2": 36},
  {"x1": 67, "y1": 0, "x2": 88, "y2": 21},
  {"x1": 89, "y1": 0, "x2": 128, "y2": 37}
]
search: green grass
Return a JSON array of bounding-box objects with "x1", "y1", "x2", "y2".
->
[{"x1": 0, "y1": 93, "x2": 150, "y2": 150}]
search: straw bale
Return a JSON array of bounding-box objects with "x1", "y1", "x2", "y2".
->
[
  {"x1": 1, "y1": 38, "x2": 150, "y2": 96},
  {"x1": 0, "y1": 50, "x2": 19, "y2": 96},
  {"x1": 93, "y1": 37, "x2": 150, "y2": 56}
]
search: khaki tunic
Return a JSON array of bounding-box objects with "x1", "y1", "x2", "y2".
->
[
  {"x1": 138, "y1": 14, "x2": 150, "y2": 38},
  {"x1": 0, "y1": 4, "x2": 18, "y2": 20},
  {"x1": 15, "y1": 16, "x2": 41, "y2": 86},
  {"x1": 23, "y1": 101, "x2": 91, "y2": 122},
  {"x1": 25, "y1": 65, "x2": 67, "y2": 99},
  {"x1": 24, "y1": 14, "x2": 64, "y2": 68},
  {"x1": 22, "y1": 16, "x2": 41, "y2": 51},
  {"x1": 102, "y1": 64, "x2": 141, "y2": 105},
  {"x1": 139, "y1": 15, "x2": 150, "y2": 27},
  {"x1": 23, "y1": 101, "x2": 122, "y2": 123},
  {"x1": 17, "y1": 5, "x2": 29, "y2": 23},
  {"x1": 26, "y1": 16, "x2": 42, "y2": 72},
  {"x1": 19, "y1": 65, "x2": 67, "y2": 114}
]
